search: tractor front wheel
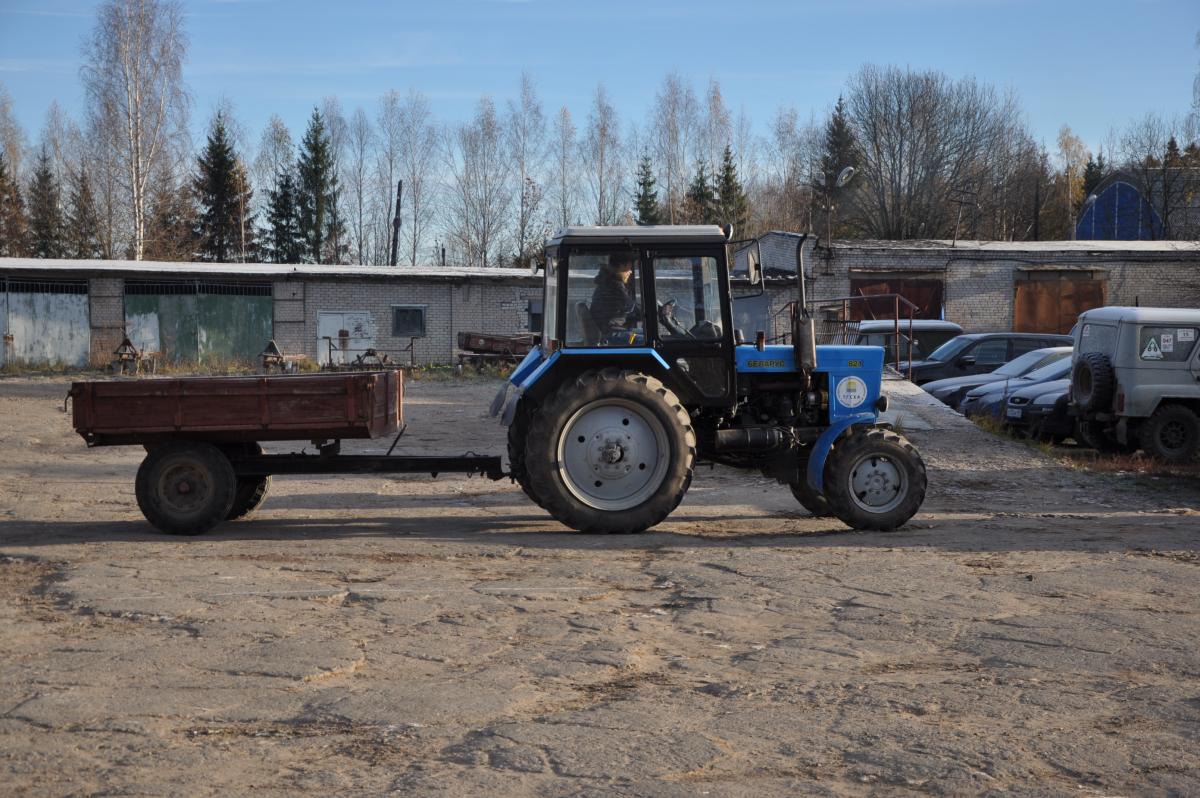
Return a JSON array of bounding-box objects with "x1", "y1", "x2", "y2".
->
[
  {"x1": 823, "y1": 427, "x2": 927, "y2": 531},
  {"x1": 524, "y1": 369, "x2": 695, "y2": 534}
]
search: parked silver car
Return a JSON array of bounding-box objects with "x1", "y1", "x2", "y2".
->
[{"x1": 1070, "y1": 307, "x2": 1200, "y2": 461}]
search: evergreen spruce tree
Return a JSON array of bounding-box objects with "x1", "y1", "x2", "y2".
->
[
  {"x1": 27, "y1": 149, "x2": 65, "y2": 259},
  {"x1": 65, "y1": 168, "x2": 102, "y2": 259},
  {"x1": 194, "y1": 112, "x2": 255, "y2": 262},
  {"x1": 264, "y1": 169, "x2": 302, "y2": 264},
  {"x1": 1081, "y1": 153, "x2": 1107, "y2": 202},
  {"x1": 633, "y1": 155, "x2": 662, "y2": 225},
  {"x1": 714, "y1": 145, "x2": 749, "y2": 235},
  {"x1": 815, "y1": 96, "x2": 858, "y2": 236},
  {"x1": 683, "y1": 160, "x2": 717, "y2": 224},
  {"x1": 0, "y1": 152, "x2": 28, "y2": 257},
  {"x1": 296, "y1": 108, "x2": 344, "y2": 264}
]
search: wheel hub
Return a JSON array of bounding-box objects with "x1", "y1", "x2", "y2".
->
[
  {"x1": 1160, "y1": 421, "x2": 1187, "y2": 451},
  {"x1": 558, "y1": 399, "x2": 669, "y2": 511},
  {"x1": 159, "y1": 463, "x2": 210, "y2": 514},
  {"x1": 849, "y1": 454, "x2": 906, "y2": 513}
]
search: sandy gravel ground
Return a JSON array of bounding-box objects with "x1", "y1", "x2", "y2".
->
[{"x1": 1, "y1": 374, "x2": 1198, "y2": 796}]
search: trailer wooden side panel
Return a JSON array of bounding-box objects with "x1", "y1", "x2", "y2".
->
[{"x1": 70, "y1": 370, "x2": 403, "y2": 446}]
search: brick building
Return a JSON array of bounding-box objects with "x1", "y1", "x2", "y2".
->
[
  {"x1": 2, "y1": 238, "x2": 1197, "y2": 367},
  {"x1": 741, "y1": 234, "x2": 1200, "y2": 336}
]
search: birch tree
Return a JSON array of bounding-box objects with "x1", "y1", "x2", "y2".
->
[
  {"x1": 582, "y1": 85, "x2": 622, "y2": 225},
  {"x1": 506, "y1": 73, "x2": 547, "y2": 268},
  {"x1": 651, "y1": 72, "x2": 698, "y2": 222},
  {"x1": 346, "y1": 107, "x2": 374, "y2": 264},
  {"x1": 81, "y1": 0, "x2": 189, "y2": 261},
  {"x1": 444, "y1": 97, "x2": 509, "y2": 267},
  {"x1": 550, "y1": 106, "x2": 577, "y2": 228},
  {"x1": 398, "y1": 90, "x2": 438, "y2": 267}
]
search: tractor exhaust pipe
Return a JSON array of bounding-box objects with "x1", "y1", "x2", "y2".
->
[{"x1": 793, "y1": 233, "x2": 816, "y2": 380}]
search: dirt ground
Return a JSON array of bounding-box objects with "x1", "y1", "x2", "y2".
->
[{"x1": 1, "y1": 373, "x2": 1198, "y2": 797}]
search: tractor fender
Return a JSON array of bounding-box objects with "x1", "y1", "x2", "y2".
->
[{"x1": 807, "y1": 413, "x2": 877, "y2": 493}]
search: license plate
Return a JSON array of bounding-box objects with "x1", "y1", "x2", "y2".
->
[{"x1": 1005, "y1": 407, "x2": 1022, "y2": 419}]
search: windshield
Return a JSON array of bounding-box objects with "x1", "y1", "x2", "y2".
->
[
  {"x1": 1025, "y1": 358, "x2": 1073, "y2": 381},
  {"x1": 927, "y1": 336, "x2": 972, "y2": 362},
  {"x1": 993, "y1": 348, "x2": 1069, "y2": 377}
]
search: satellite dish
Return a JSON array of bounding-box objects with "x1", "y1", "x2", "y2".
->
[{"x1": 835, "y1": 166, "x2": 856, "y2": 188}]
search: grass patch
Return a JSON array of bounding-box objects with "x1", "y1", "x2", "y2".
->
[{"x1": 1056, "y1": 449, "x2": 1200, "y2": 480}]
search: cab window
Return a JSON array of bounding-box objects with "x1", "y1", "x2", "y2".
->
[
  {"x1": 565, "y1": 251, "x2": 644, "y2": 347},
  {"x1": 652, "y1": 255, "x2": 722, "y2": 340}
]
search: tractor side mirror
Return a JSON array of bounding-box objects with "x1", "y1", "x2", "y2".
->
[
  {"x1": 745, "y1": 242, "x2": 762, "y2": 286},
  {"x1": 530, "y1": 258, "x2": 543, "y2": 276}
]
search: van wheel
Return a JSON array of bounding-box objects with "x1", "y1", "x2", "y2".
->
[
  {"x1": 135, "y1": 442, "x2": 237, "y2": 535},
  {"x1": 1138, "y1": 405, "x2": 1200, "y2": 462},
  {"x1": 525, "y1": 369, "x2": 695, "y2": 534}
]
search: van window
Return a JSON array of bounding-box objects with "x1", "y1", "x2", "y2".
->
[
  {"x1": 1139, "y1": 326, "x2": 1198, "y2": 363},
  {"x1": 1078, "y1": 323, "x2": 1116, "y2": 356}
]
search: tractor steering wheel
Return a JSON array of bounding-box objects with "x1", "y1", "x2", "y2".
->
[{"x1": 656, "y1": 299, "x2": 693, "y2": 338}]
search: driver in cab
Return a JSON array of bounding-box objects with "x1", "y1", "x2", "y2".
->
[{"x1": 589, "y1": 253, "x2": 642, "y2": 342}]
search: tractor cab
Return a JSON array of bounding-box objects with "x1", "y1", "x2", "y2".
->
[
  {"x1": 494, "y1": 225, "x2": 927, "y2": 536},
  {"x1": 539, "y1": 225, "x2": 739, "y2": 406}
]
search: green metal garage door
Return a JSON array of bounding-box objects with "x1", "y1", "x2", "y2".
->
[{"x1": 125, "y1": 280, "x2": 273, "y2": 365}]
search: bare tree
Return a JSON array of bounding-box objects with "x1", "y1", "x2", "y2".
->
[
  {"x1": 375, "y1": 90, "x2": 403, "y2": 265},
  {"x1": 0, "y1": 82, "x2": 28, "y2": 183},
  {"x1": 444, "y1": 97, "x2": 509, "y2": 267},
  {"x1": 699, "y1": 79, "x2": 732, "y2": 172},
  {"x1": 651, "y1": 72, "x2": 698, "y2": 222},
  {"x1": 754, "y1": 105, "x2": 818, "y2": 233},
  {"x1": 842, "y1": 65, "x2": 1030, "y2": 240},
  {"x1": 506, "y1": 73, "x2": 548, "y2": 268},
  {"x1": 550, "y1": 106, "x2": 577, "y2": 228},
  {"x1": 81, "y1": 0, "x2": 189, "y2": 260},
  {"x1": 253, "y1": 115, "x2": 292, "y2": 202},
  {"x1": 345, "y1": 107, "x2": 374, "y2": 265},
  {"x1": 1116, "y1": 112, "x2": 1198, "y2": 239},
  {"x1": 398, "y1": 89, "x2": 438, "y2": 267},
  {"x1": 582, "y1": 85, "x2": 623, "y2": 225}
]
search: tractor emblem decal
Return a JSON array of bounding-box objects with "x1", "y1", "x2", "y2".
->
[{"x1": 836, "y1": 376, "x2": 868, "y2": 408}]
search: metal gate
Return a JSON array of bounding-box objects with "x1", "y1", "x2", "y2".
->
[
  {"x1": 1013, "y1": 271, "x2": 1107, "y2": 335},
  {"x1": 1, "y1": 278, "x2": 91, "y2": 367}
]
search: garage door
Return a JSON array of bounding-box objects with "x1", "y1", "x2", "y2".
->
[
  {"x1": 1014, "y1": 272, "x2": 1106, "y2": 335},
  {"x1": 2, "y1": 278, "x2": 91, "y2": 367},
  {"x1": 125, "y1": 280, "x2": 273, "y2": 364},
  {"x1": 848, "y1": 276, "x2": 945, "y2": 321}
]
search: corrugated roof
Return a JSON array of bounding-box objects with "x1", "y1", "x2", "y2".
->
[
  {"x1": 829, "y1": 239, "x2": 1200, "y2": 253},
  {"x1": 0, "y1": 257, "x2": 537, "y2": 280}
]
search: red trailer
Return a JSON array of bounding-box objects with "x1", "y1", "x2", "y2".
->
[{"x1": 69, "y1": 371, "x2": 503, "y2": 535}]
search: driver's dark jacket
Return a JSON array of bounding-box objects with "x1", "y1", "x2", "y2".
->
[{"x1": 589, "y1": 272, "x2": 639, "y2": 335}]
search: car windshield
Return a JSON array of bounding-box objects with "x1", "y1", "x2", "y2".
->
[
  {"x1": 927, "y1": 336, "x2": 972, "y2": 362},
  {"x1": 993, "y1": 348, "x2": 1069, "y2": 377},
  {"x1": 1024, "y1": 358, "x2": 1073, "y2": 381}
]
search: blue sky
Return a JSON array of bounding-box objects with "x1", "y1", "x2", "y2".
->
[{"x1": 1, "y1": 0, "x2": 1197, "y2": 158}]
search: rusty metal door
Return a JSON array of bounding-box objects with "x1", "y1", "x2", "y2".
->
[
  {"x1": 1014, "y1": 274, "x2": 1107, "y2": 334},
  {"x1": 848, "y1": 277, "x2": 944, "y2": 320}
]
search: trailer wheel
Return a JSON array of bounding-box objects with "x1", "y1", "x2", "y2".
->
[
  {"x1": 507, "y1": 401, "x2": 544, "y2": 507},
  {"x1": 789, "y1": 473, "x2": 834, "y2": 517},
  {"x1": 525, "y1": 369, "x2": 695, "y2": 534},
  {"x1": 135, "y1": 441, "x2": 237, "y2": 535},
  {"x1": 822, "y1": 427, "x2": 926, "y2": 531},
  {"x1": 220, "y1": 443, "x2": 272, "y2": 520}
]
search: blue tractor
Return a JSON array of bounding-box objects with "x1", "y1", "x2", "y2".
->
[{"x1": 492, "y1": 225, "x2": 927, "y2": 534}]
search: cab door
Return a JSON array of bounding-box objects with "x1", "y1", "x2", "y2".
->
[{"x1": 646, "y1": 247, "x2": 734, "y2": 405}]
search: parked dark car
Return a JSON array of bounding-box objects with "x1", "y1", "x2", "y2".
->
[
  {"x1": 850, "y1": 320, "x2": 964, "y2": 365},
  {"x1": 960, "y1": 357, "x2": 1075, "y2": 420},
  {"x1": 1003, "y1": 378, "x2": 1073, "y2": 442},
  {"x1": 922, "y1": 346, "x2": 1071, "y2": 409},
  {"x1": 900, "y1": 332, "x2": 1075, "y2": 385}
]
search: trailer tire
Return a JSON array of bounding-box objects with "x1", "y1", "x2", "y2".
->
[
  {"x1": 135, "y1": 441, "x2": 237, "y2": 536},
  {"x1": 823, "y1": 427, "x2": 926, "y2": 531},
  {"x1": 220, "y1": 443, "x2": 272, "y2": 520},
  {"x1": 525, "y1": 369, "x2": 695, "y2": 534}
]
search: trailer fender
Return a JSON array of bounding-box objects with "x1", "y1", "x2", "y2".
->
[{"x1": 807, "y1": 413, "x2": 877, "y2": 493}]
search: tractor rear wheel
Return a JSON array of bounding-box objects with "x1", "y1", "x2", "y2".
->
[
  {"x1": 507, "y1": 401, "x2": 544, "y2": 507},
  {"x1": 525, "y1": 369, "x2": 695, "y2": 534},
  {"x1": 135, "y1": 441, "x2": 237, "y2": 535},
  {"x1": 822, "y1": 427, "x2": 926, "y2": 531}
]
